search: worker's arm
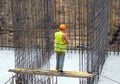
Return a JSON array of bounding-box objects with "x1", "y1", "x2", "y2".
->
[{"x1": 62, "y1": 33, "x2": 70, "y2": 44}]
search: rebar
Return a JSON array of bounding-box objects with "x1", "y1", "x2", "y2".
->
[{"x1": 1, "y1": 0, "x2": 118, "y2": 84}]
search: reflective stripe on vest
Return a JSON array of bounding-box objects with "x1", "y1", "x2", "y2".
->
[{"x1": 54, "y1": 31, "x2": 66, "y2": 52}]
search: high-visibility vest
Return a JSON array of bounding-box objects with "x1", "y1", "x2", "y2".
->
[{"x1": 54, "y1": 31, "x2": 66, "y2": 52}]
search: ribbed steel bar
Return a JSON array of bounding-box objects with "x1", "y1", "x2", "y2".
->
[
  {"x1": 10, "y1": 0, "x2": 109, "y2": 84},
  {"x1": 109, "y1": 0, "x2": 120, "y2": 54},
  {"x1": 87, "y1": 0, "x2": 109, "y2": 84},
  {"x1": 11, "y1": 0, "x2": 54, "y2": 83},
  {"x1": 0, "y1": 0, "x2": 13, "y2": 49}
]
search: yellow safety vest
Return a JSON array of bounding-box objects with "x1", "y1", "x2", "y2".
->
[{"x1": 54, "y1": 31, "x2": 66, "y2": 52}]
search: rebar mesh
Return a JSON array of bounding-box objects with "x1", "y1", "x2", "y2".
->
[
  {"x1": 0, "y1": 0, "x2": 13, "y2": 49},
  {"x1": 10, "y1": 0, "x2": 55, "y2": 83},
  {"x1": 4, "y1": 0, "x2": 110, "y2": 84},
  {"x1": 109, "y1": 0, "x2": 120, "y2": 54},
  {"x1": 87, "y1": 0, "x2": 109, "y2": 83}
]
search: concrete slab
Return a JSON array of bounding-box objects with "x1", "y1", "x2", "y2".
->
[{"x1": 98, "y1": 52, "x2": 120, "y2": 84}]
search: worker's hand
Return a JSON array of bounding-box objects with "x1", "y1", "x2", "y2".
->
[{"x1": 62, "y1": 33, "x2": 70, "y2": 44}]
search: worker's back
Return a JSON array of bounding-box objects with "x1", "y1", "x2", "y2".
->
[{"x1": 54, "y1": 31, "x2": 66, "y2": 52}]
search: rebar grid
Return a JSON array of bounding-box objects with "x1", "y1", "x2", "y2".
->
[
  {"x1": 8, "y1": 0, "x2": 109, "y2": 84},
  {"x1": 109, "y1": 0, "x2": 120, "y2": 54},
  {"x1": 11, "y1": 0, "x2": 54, "y2": 83},
  {"x1": 0, "y1": 0, "x2": 13, "y2": 49},
  {"x1": 87, "y1": 0, "x2": 109, "y2": 83}
]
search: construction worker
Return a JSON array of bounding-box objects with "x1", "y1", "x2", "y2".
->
[
  {"x1": 54, "y1": 24, "x2": 70, "y2": 73},
  {"x1": 109, "y1": 26, "x2": 120, "y2": 45}
]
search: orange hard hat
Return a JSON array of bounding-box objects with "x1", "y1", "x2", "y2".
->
[{"x1": 59, "y1": 24, "x2": 66, "y2": 30}]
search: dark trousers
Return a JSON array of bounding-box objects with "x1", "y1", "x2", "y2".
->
[{"x1": 56, "y1": 52, "x2": 65, "y2": 71}]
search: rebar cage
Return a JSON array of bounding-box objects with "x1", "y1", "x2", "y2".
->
[
  {"x1": 2, "y1": 0, "x2": 111, "y2": 84},
  {"x1": 0, "y1": 0, "x2": 13, "y2": 48},
  {"x1": 109, "y1": 0, "x2": 120, "y2": 54}
]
